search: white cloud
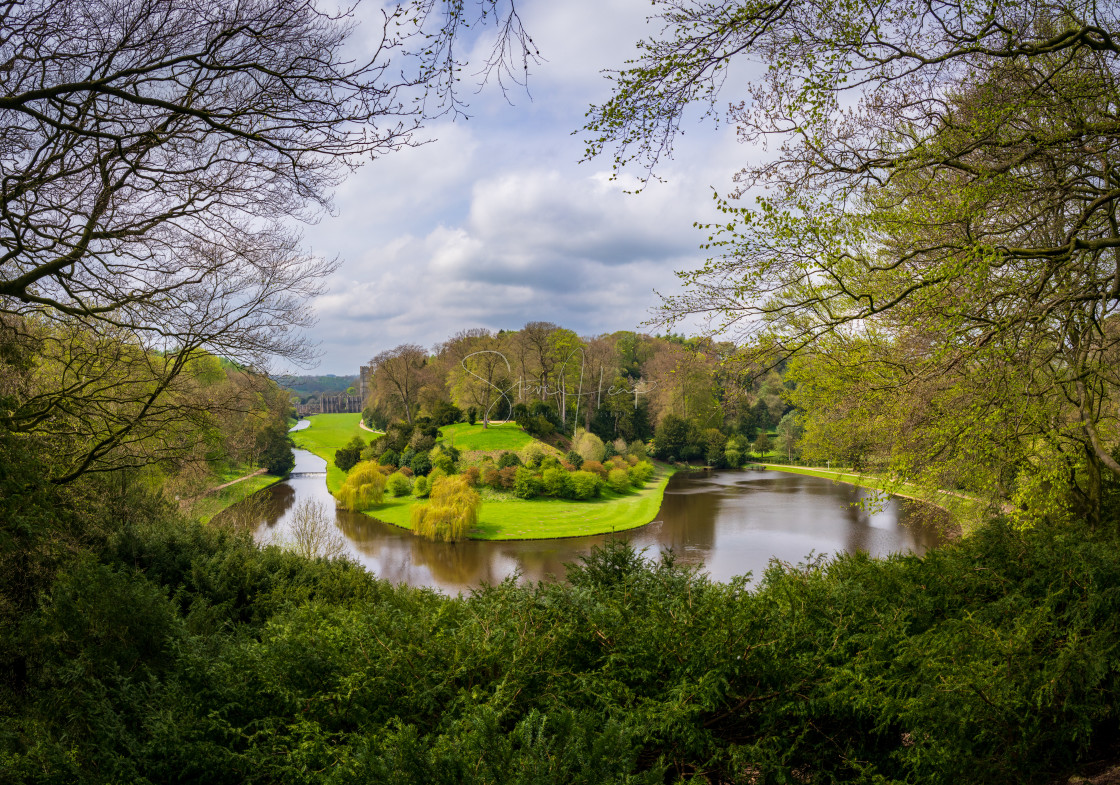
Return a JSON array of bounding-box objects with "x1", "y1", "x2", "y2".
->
[{"x1": 289, "y1": 0, "x2": 760, "y2": 374}]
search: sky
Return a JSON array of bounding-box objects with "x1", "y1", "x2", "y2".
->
[{"x1": 296, "y1": 0, "x2": 750, "y2": 375}]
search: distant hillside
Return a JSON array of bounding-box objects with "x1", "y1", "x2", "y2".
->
[{"x1": 275, "y1": 374, "x2": 358, "y2": 399}]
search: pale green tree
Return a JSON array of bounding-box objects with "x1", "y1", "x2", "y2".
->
[{"x1": 584, "y1": 0, "x2": 1120, "y2": 524}]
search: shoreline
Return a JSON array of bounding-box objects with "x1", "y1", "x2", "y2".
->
[
  {"x1": 291, "y1": 414, "x2": 678, "y2": 541},
  {"x1": 751, "y1": 462, "x2": 983, "y2": 531}
]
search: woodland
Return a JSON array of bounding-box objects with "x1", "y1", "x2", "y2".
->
[
  {"x1": 362, "y1": 326, "x2": 796, "y2": 466},
  {"x1": 3, "y1": 0, "x2": 1120, "y2": 783}
]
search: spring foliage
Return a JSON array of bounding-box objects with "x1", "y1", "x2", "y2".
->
[
  {"x1": 334, "y1": 461, "x2": 386, "y2": 511},
  {"x1": 410, "y1": 475, "x2": 481, "y2": 541}
]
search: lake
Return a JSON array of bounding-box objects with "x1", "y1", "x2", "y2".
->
[{"x1": 250, "y1": 445, "x2": 945, "y2": 594}]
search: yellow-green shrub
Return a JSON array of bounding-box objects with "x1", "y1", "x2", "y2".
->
[
  {"x1": 628, "y1": 460, "x2": 655, "y2": 487},
  {"x1": 410, "y1": 475, "x2": 482, "y2": 542},
  {"x1": 334, "y1": 461, "x2": 386, "y2": 511},
  {"x1": 607, "y1": 467, "x2": 631, "y2": 494},
  {"x1": 386, "y1": 471, "x2": 412, "y2": 497}
]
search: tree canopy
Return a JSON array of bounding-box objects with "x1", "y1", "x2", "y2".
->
[
  {"x1": 585, "y1": 0, "x2": 1120, "y2": 523},
  {"x1": 0, "y1": 0, "x2": 534, "y2": 482}
]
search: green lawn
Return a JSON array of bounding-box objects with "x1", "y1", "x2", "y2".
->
[
  {"x1": 365, "y1": 465, "x2": 676, "y2": 540},
  {"x1": 293, "y1": 415, "x2": 676, "y2": 540},
  {"x1": 439, "y1": 422, "x2": 536, "y2": 453}
]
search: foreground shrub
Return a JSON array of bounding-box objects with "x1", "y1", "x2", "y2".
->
[
  {"x1": 386, "y1": 471, "x2": 412, "y2": 497},
  {"x1": 572, "y1": 428, "x2": 606, "y2": 462},
  {"x1": 7, "y1": 518, "x2": 1120, "y2": 784},
  {"x1": 497, "y1": 465, "x2": 517, "y2": 489},
  {"x1": 334, "y1": 461, "x2": 385, "y2": 511},
  {"x1": 410, "y1": 475, "x2": 482, "y2": 542},
  {"x1": 480, "y1": 466, "x2": 501, "y2": 488},
  {"x1": 519, "y1": 446, "x2": 545, "y2": 468},
  {"x1": 607, "y1": 467, "x2": 631, "y2": 494},
  {"x1": 429, "y1": 446, "x2": 455, "y2": 474},
  {"x1": 409, "y1": 451, "x2": 432, "y2": 477},
  {"x1": 333, "y1": 435, "x2": 365, "y2": 472},
  {"x1": 412, "y1": 475, "x2": 430, "y2": 498},
  {"x1": 463, "y1": 465, "x2": 481, "y2": 486},
  {"x1": 570, "y1": 470, "x2": 602, "y2": 500},
  {"x1": 582, "y1": 460, "x2": 607, "y2": 480}
]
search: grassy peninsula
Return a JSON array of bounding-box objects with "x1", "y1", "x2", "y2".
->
[{"x1": 290, "y1": 414, "x2": 675, "y2": 540}]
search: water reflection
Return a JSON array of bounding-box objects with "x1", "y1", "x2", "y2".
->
[{"x1": 244, "y1": 443, "x2": 944, "y2": 594}]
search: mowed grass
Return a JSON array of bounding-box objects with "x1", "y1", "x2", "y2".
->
[
  {"x1": 366, "y1": 465, "x2": 676, "y2": 540},
  {"x1": 290, "y1": 413, "x2": 366, "y2": 492},
  {"x1": 439, "y1": 422, "x2": 535, "y2": 453},
  {"x1": 293, "y1": 415, "x2": 676, "y2": 540}
]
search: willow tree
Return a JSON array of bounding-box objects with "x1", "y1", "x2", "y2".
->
[{"x1": 585, "y1": 0, "x2": 1120, "y2": 524}]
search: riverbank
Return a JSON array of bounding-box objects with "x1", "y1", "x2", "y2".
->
[
  {"x1": 189, "y1": 469, "x2": 284, "y2": 523},
  {"x1": 753, "y1": 463, "x2": 986, "y2": 529},
  {"x1": 291, "y1": 414, "x2": 677, "y2": 540}
]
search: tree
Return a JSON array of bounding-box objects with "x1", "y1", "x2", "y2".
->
[
  {"x1": 410, "y1": 475, "x2": 481, "y2": 542},
  {"x1": 276, "y1": 499, "x2": 347, "y2": 561},
  {"x1": 369, "y1": 345, "x2": 431, "y2": 426},
  {"x1": 0, "y1": 0, "x2": 536, "y2": 483},
  {"x1": 585, "y1": 0, "x2": 1120, "y2": 524},
  {"x1": 703, "y1": 428, "x2": 728, "y2": 468},
  {"x1": 753, "y1": 432, "x2": 772, "y2": 458},
  {"x1": 257, "y1": 422, "x2": 296, "y2": 476},
  {"x1": 334, "y1": 436, "x2": 366, "y2": 473},
  {"x1": 449, "y1": 332, "x2": 514, "y2": 427},
  {"x1": 776, "y1": 411, "x2": 803, "y2": 463},
  {"x1": 654, "y1": 414, "x2": 690, "y2": 461},
  {"x1": 517, "y1": 321, "x2": 561, "y2": 401},
  {"x1": 335, "y1": 461, "x2": 386, "y2": 511},
  {"x1": 645, "y1": 343, "x2": 721, "y2": 427}
]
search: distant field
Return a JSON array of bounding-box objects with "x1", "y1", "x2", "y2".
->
[
  {"x1": 367, "y1": 465, "x2": 675, "y2": 540},
  {"x1": 439, "y1": 422, "x2": 535, "y2": 453}
]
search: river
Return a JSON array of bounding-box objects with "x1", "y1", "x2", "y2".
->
[{"x1": 249, "y1": 437, "x2": 944, "y2": 594}]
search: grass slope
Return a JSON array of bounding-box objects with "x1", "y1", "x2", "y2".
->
[
  {"x1": 439, "y1": 422, "x2": 535, "y2": 452},
  {"x1": 191, "y1": 473, "x2": 282, "y2": 523}
]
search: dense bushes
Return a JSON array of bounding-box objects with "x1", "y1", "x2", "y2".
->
[
  {"x1": 5, "y1": 515, "x2": 1120, "y2": 784},
  {"x1": 334, "y1": 434, "x2": 366, "y2": 472},
  {"x1": 386, "y1": 471, "x2": 412, "y2": 497}
]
